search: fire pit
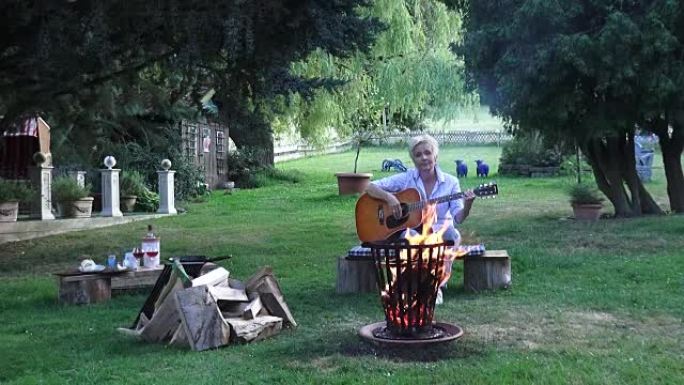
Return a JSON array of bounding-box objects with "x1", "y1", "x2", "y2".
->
[{"x1": 359, "y1": 239, "x2": 464, "y2": 347}]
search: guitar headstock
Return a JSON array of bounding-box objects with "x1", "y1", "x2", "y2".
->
[{"x1": 474, "y1": 182, "x2": 498, "y2": 198}]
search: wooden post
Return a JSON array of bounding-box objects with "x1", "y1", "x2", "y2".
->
[
  {"x1": 336, "y1": 256, "x2": 377, "y2": 294},
  {"x1": 463, "y1": 250, "x2": 511, "y2": 293}
]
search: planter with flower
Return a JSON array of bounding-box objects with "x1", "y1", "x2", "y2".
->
[
  {"x1": 0, "y1": 178, "x2": 34, "y2": 222},
  {"x1": 568, "y1": 183, "x2": 604, "y2": 221},
  {"x1": 52, "y1": 176, "x2": 93, "y2": 218}
]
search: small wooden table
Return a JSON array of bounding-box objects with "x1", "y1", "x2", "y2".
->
[{"x1": 55, "y1": 266, "x2": 164, "y2": 305}]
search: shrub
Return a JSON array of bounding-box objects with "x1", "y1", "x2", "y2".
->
[
  {"x1": 135, "y1": 186, "x2": 159, "y2": 212},
  {"x1": 226, "y1": 147, "x2": 271, "y2": 188},
  {"x1": 568, "y1": 183, "x2": 604, "y2": 205},
  {"x1": 91, "y1": 126, "x2": 205, "y2": 202},
  {"x1": 499, "y1": 132, "x2": 564, "y2": 168},
  {"x1": 52, "y1": 177, "x2": 91, "y2": 202},
  {"x1": 120, "y1": 170, "x2": 147, "y2": 197},
  {"x1": 0, "y1": 179, "x2": 34, "y2": 203}
]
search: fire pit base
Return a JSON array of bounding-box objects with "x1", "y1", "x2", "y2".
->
[{"x1": 358, "y1": 321, "x2": 463, "y2": 348}]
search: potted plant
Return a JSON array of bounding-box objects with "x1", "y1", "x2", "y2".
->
[
  {"x1": 0, "y1": 178, "x2": 34, "y2": 222},
  {"x1": 52, "y1": 176, "x2": 93, "y2": 218},
  {"x1": 335, "y1": 128, "x2": 377, "y2": 195},
  {"x1": 120, "y1": 170, "x2": 146, "y2": 212},
  {"x1": 568, "y1": 183, "x2": 604, "y2": 220}
]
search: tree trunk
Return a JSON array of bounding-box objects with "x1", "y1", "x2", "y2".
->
[
  {"x1": 653, "y1": 117, "x2": 684, "y2": 213},
  {"x1": 219, "y1": 102, "x2": 274, "y2": 167},
  {"x1": 583, "y1": 136, "x2": 635, "y2": 216},
  {"x1": 581, "y1": 133, "x2": 663, "y2": 217}
]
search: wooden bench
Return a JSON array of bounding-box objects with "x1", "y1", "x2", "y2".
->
[
  {"x1": 55, "y1": 266, "x2": 164, "y2": 305},
  {"x1": 336, "y1": 250, "x2": 511, "y2": 294}
]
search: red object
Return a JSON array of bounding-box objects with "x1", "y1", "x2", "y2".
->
[{"x1": 0, "y1": 117, "x2": 51, "y2": 180}]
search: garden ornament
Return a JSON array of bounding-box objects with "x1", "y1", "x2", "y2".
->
[
  {"x1": 161, "y1": 159, "x2": 172, "y2": 171},
  {"x1": 32, "y1": 151, "x2": 47, "y2": 166},
  {"x1": 104, "y1": 156, "x2": 117, "y2": 169},
  {"x1": 381, "y1": 159, "x2": 407, "y2": 172},
  {"x1": 455, "y1": 159, "x2": 468, "y2": 178},
  {"x1": 476, "y1": 160, "x2": 490, "y2": 178}
]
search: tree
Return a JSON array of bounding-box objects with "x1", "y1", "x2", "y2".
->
[
  {"x1": 275, "y1": 0, "x2": 473, "y2": 170},
  {"x1": 0, "y1": 0, "x2": 380, "y2": 167},
  {"x1": 452, "y1": 0, "x2": 684, "y2": 216}
]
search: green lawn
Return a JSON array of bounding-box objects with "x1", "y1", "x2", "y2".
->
[{"x1": 1, "y1": 145, "x2": 683, "y2": 385}]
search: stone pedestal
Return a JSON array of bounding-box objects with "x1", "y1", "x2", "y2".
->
[
  {"x1": 157, "y1": 170, "x2": 177, "y2": 214},
  {"x1": 101, "y1": 169, "x2": 123, "y2": 217},
  {"x1": 67, "y1": 170, "x2": 87, "y2": 188},
  {"x1": 29, "y1": 166, "x2": 55, "y2": 220}
]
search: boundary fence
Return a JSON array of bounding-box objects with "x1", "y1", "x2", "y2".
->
[
  {"x1": 381, "y1": 131, "x2": 512, "y2": 146},
  {"x1": 273, "y1": 130, "x2": 511, "y2": 163}
]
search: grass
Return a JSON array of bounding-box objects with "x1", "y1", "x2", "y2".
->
[{"x1": 1, "y1": 145, "x2": 683, "y2": 384}]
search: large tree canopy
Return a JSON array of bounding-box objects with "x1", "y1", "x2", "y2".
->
[
  {"x1": 451, "y1": 0, "x2": 684, "y2": 216},
  {"x1": 275, "y1": 0, "x2": 473, "y2": 156},
  {"x1": 0, "y1": 0, "x2": 380, "y2": 166}
]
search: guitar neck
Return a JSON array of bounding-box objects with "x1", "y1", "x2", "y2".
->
[{"x1": 406, "y1": 192, "x2": 464, "y2": 212}]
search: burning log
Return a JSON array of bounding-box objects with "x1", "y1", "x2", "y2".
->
[{"x1": 119, "y1": 263, "x2": 294, "y2": 351}]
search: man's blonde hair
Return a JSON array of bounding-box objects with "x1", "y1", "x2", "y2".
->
[{"x1": 408, "y1": 134, "x2": 439, "y2": 159}]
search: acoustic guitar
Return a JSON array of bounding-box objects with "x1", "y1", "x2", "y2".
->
[{"x1": 355, "y1": 183, "x2": 498, "y2": 242}]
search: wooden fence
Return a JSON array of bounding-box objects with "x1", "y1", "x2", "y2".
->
[
  {"x1": 274, "y1": 140, "x2": 352, "y2": 163},
  {"x1": 380, "y1": 131, "x2": 512, "y2": 146},
  {"x1": 273, "y1": 130, "x2": 511, "y2": 163}
]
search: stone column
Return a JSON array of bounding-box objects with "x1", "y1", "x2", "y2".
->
[
  {"x1": 157, "y1": 170, "x2": 177, "y2": 214},
  {"x1": 29, "y1": 166, "x2": 55, "y2": 220},
  {"x1": 66, "y1": 170, "x2": 87, "y2": 188},
  {"x1": 101, "y1": 169, "x2": 123, "y2": 217}
]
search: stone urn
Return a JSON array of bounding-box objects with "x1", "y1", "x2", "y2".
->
[
  {"x1": 0, "y1": 201, "x2": 19, "y2": 222},
  {"x1": 120, "y1": 195, "x2": 138, "y2": 212},
  {"x1": 59, "y1": 197, "x2": 94, "y2": 218},
  {"x1": 335, "y1": 172, "x2": 372, "y2": 195},
  {"x1": 571, "y1": 203, "x2": 602, "y2": 221}
]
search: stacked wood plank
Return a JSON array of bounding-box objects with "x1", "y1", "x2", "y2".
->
[{"x1": 119, "y1": 265, "x2": 296, "y2": 351}]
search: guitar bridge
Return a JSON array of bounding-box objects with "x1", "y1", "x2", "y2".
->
[{"x1": 377, "y1": 205, "x2": 384, "y2": 225}]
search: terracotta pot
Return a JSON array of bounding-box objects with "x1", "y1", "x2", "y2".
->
[
  {"x1": 572, "y1": 203, "x2": 602, "y2": 221},
  {"x1": 0, "y1": 201, "x2": 19, "y2": 222},
  {"x1": 335, "y1": 172, "x2": 373, "y2": 195},
  {"x1": 120, "y1": 195, "x2": 138, "y2": 212},
  {"x1": 58, "y1": 197, "x2": 94, "y2": 218}
]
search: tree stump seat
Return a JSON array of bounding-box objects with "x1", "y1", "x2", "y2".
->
[
  {"x1": 463, "y1": 250, "x2": 511, "y2": 293},
  {"x1": 337, "y1": 248, "x2": 510, "y2": 294}
]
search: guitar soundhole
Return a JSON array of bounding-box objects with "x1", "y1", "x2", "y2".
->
[{"x1": 385, "y1": 203, "x2": 410, "y2": 229}]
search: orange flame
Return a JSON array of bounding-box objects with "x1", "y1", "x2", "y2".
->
[{"x1": 380, "y1": 204, "x2": 467, "y2": 329}]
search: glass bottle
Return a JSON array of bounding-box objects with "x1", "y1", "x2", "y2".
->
[{"x1": 141, "y1": 224, "x2": 160, "y2": 268}]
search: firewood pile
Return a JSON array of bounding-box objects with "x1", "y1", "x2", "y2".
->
[{"x1": 119, "y1": 264, "x2": 296, "y2": 351}]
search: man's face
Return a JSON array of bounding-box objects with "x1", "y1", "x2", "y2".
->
[{"x1": 411, "y1": 142, "x2": 436, "y2": 173}]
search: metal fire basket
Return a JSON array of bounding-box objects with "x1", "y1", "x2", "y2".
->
[{"x1": 363, "y1": 240, "x2": 453, "y2": 339}]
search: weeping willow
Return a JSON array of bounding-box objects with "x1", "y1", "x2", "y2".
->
[{"x1": 273, "y1": 0, "x2": 474, "y2": 145}]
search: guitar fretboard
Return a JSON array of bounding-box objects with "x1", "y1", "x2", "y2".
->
[{"x1": 406, "y1": 192, "x2": 465, "y2": 212}]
